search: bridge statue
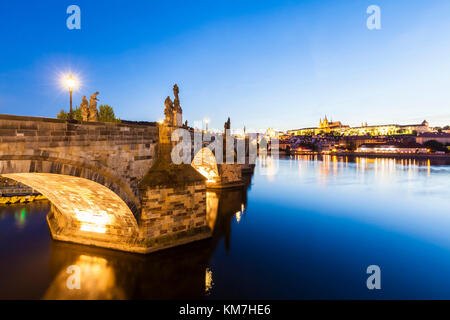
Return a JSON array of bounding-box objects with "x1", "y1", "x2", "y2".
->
[
  {"x1": 164, "y1": 96, "x2": 174, "y2": 125},
  {"x1": 163, "y1": 84, "x2": 183, "y2": 127},
  {"x1": 89, "y1": 92, "x2": 100, "y2": 122},
  {"x1": 173, "y1": 84, "x2": 182, "y2": 113},
  {"x1": 224, "y1": 117, "x2": 231, "y2": 131},
  {"x1": 173, "y1": 84, "x2": 183, "y2": 126},
  {"x1": 80, "y1": 96, "x2": 89, "y2": 121}
]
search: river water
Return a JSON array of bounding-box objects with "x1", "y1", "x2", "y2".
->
[{"x1": 1, "y1": 155, "x2": 450, "y2": 299}]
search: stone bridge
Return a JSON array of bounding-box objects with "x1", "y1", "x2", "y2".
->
[{"x1": 0, "y1": 113, "x2": 248, "y2": 253}]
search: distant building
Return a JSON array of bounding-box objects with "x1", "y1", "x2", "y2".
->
[
  {"x1": 266, "y1": 128, "x2": 283, "y2": 138},
  {"x1": 287, "y1": 118, "x2": 432, "y2": 137},
  {"x1": 287, "y1": 116, "x2": 349, "y2": 136},
  {"x1": 357, "y1": 142, "x2": 428, "y2": 154},
  {"x1": 344, "y1": 120, "x2": 431, "y2": 136},
  {"x1": 416, "y1": 133, "x2": 450, "y2": 145}
]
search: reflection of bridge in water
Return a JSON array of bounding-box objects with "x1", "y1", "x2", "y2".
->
[{"x1": 0, "y1": 87, "x2": 253, "y2": 253}]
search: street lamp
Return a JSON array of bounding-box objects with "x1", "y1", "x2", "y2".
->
[
  {"x1": 66, "y1": 74, "x2": 76, "y2": 120},
  {"x1": 204, "y1": 118, "x2": 209, "y2": 132}
]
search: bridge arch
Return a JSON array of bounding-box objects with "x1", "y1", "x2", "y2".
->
[
  {"x1": 191, "y1": 147, "x2": 220, "y2": 183},
  {"x1": 0, "y1": 155, "x2": 142, "y2": 218},
  {"x1": 2, "y1": 172, "x2": 140, "y2": 251}
]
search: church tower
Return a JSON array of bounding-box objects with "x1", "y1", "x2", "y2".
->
[{"x1": 323, "y1": 115, "x2": 329, "y2": 128}]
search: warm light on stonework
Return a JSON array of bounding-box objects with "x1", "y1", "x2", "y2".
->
[
  {"x1": 191, "y1": 147, "x2": 220, "y2": 184},
  {"x1": 75, "y1": 208, "x2": 112, "y2": 234},
  {"x1": 196, "y1": 167, "x2": 217, "y2": 183}
]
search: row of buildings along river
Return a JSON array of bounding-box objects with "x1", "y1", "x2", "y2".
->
[{"x1": 268, "y1": 117, "x2": 450, "y2": 155}]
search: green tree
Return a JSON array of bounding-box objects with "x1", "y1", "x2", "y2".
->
[
  {"x1": 99, "y1": 105, "x2": 121, "y2": 123},
  {"x1": 57, "y1": 109, "x2": 69, "y2": 120},
  {"x1": 57, "y1": 105, "x2": 119, "y2": 122},
  {"x1": 73, "y1": 106, "x2": 82, "y2": 121},
  {"x1": 57, "y1": 106, "x2": 82, "y2": 121},
  {"x1": 424, "y1": 140, "x2": 446, "y2": 152},
  {"x1": 347, "y1": 141, "x2": 357, "y2": 151}
]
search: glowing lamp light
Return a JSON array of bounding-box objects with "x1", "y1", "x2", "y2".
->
[
  {"x1": 66, "y1": 75, "x2": 75, "y2": 90},
  {"x1": 64, "y1": 74, "x2": 79, "y2": 92}
]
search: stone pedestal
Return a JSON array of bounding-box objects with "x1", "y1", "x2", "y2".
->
[
  {"x1": 136, "y1": 124, "x2": 212, "y2": 253},
  {"x1": 206, "y1": 163, "x2": 245, "y2": 189},
  {"x1": 139, "y1": 181, "x2": 210, "y2": 252}
]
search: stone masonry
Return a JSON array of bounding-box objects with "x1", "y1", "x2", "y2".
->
[{"x1": 0, "y1": 114, "x2": 159, "y2": 217}]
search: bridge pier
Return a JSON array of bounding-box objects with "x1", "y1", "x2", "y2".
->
[
  {"x1": 206, "y1": 164, "x2": 245, "y2": 189},
  {"x1": 135, "y1": 123, "x2": 212, "y2": 253}
]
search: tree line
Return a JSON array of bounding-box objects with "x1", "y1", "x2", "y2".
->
[{"x1": 57, "y1": 105, "x2": 120, "y2": 123}]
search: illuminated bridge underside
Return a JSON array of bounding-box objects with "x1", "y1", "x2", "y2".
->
[
  {"x1": 2, "y1": 173, "x2": 143, "y2": 252},
  {"x1": 191, "y1": 148, "x2": 220, "y2": 187},
  {"x1": 191, "y1": 147, "x2": 244, "y2": 189}
]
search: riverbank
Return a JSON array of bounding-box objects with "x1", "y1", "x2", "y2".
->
[
  {"x1": 0, "y1": 195, "x2": 47, "y2": 205},
  {"x1": 281, "y1": 150, "x2": 450, "y2": 161},
  {"x1": 332, "y1": 151, "x2": 450, "y2": 161}
]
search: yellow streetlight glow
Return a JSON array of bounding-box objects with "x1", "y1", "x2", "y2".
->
[
  {"x1": 66, "y1": 74, "x2": 76, "y2": 91},
  {"x1": 61, "y1": 73, "x2": 79, "y2": 120}
]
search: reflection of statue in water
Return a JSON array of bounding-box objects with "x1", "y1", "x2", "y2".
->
[
  {"x1": 89, "y1": 92, "x2": 100, "y2": 122},
  {"x1": 80, "y1": 96, "x2": 89, "y2": 121}
]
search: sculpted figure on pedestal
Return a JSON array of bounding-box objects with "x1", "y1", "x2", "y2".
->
[
  {"x1": 80, "y1": 96, "x2": 89, "y2": 121},
  {"x1": 89, "y1": 92, "x2": 100, "y2": 122},
  {"x1": 173, "y1": 84, "x2": 182, "y2": 113},
  {"x1": 164, "y1": 96, "x2": 174, "y2": 125}
]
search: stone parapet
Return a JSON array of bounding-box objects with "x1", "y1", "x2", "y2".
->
[{"x1": 0, "y1": 114, "x2": 159, "y2": 218}]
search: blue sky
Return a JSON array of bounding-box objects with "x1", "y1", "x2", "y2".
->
[{"x1": 0, "y1": 0, "x2": 449, "y2": 131}]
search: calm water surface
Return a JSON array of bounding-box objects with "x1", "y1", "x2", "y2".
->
[{"x1": 1, "y1": 155, "x2": 450, "y2": 299}]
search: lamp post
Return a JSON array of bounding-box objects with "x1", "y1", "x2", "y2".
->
[{"x1": 66, "y1": 74, "x2": 75, "y2": 120}]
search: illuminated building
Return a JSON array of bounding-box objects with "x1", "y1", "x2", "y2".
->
[
  {"x1": 343, "y1": 120, "x2": 431, "y2": 136},
  {"x1": 356, "y1": 142, "x2": 428, "y2": 154},
  {"x1": 287, "y1": 116, "x2": 350, "y2": 136},
  {"x1": 287, "y1": 118, "x2": 432, "y2": 137}
]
